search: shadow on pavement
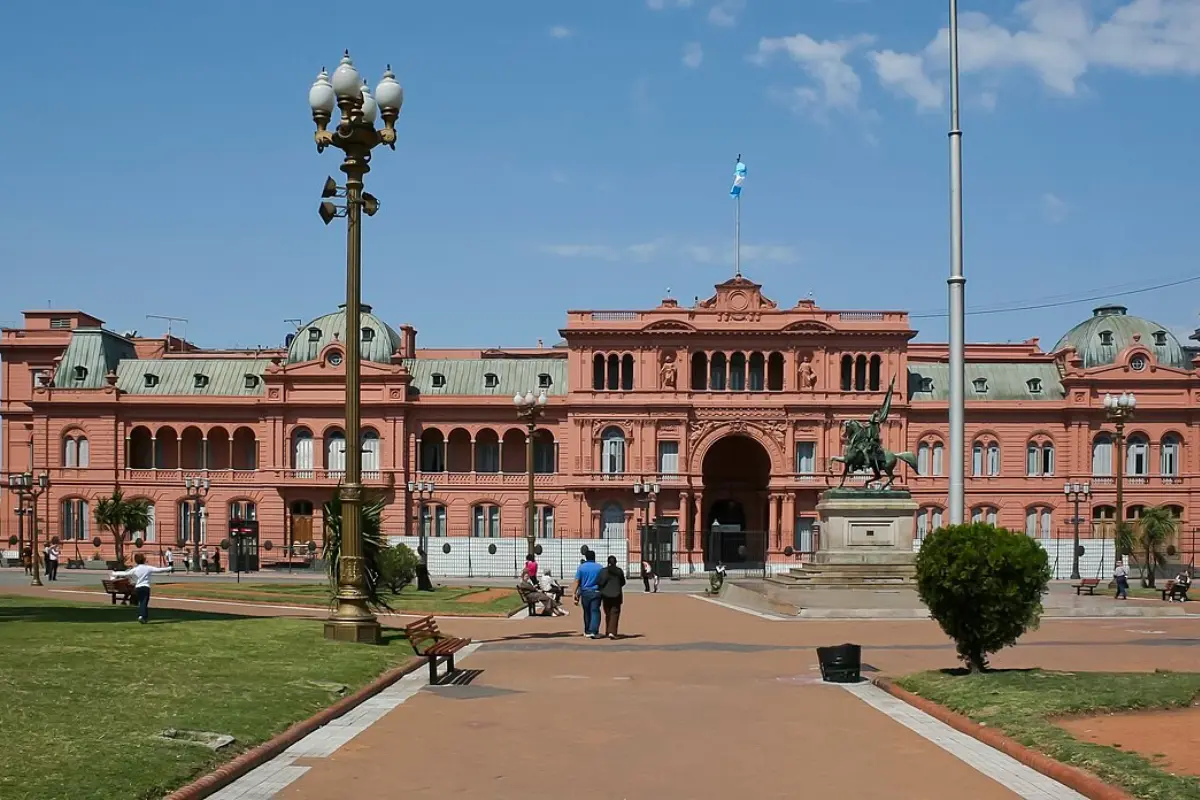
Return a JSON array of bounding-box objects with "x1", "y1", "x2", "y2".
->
[{"x1": 0, "y1": 604, "x2": 254, "y2": 624}]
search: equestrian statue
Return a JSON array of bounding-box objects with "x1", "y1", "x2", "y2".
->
[{"x1": 831, "y1": 377, "x2": 919, "y2": 489}]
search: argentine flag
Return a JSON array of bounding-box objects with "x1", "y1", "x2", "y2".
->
[{"x1": 730, "y1": 159, "x2": 747, "y2": 198}]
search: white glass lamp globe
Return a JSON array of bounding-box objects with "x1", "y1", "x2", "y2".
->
[
  {"x1": 331, "y1": 51, "x2": 361, "y2": 99},
  {"x1": 375, "y1": 65, "x2": 404, "y2": 111},
  {"x1": 309, "y1": 68, "x2": 335, "y2": 114},
  {"x1": 512, "y1": 392, "x2": 523, "y2": 406},
  {"x1": 360, "y1": 80, "x2": 378, "y2": 123}
]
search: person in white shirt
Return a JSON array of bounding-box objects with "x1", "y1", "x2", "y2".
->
[
  {"x1": 111, "y1": 552, "x2": 174, "y2": 623},
  {"x1": 163, "y1": 547, "x2": 174, "y2": 569},
  {"x1": 539, "y1": 569, "x2": 568, "y2": 616}
]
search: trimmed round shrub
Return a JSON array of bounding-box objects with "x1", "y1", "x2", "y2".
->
[
  {"x1": 915, "y1": 522, "x2": 1051, "y2": 672},
  {"x1": 378, "y1": 543, "x2": 420, "y2": 594}
]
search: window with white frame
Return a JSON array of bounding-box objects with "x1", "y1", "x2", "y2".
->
[
  {"x1": 1042, "y1": 443, "x2": 1055, "y2": 475},
  {"x1": 228, "y1": 500, "x2": 256, "y2": 521},
  {"x1": 932, "y1": 442, "x2": 944, "y2": 476},
  {"x1": 63, "y1": 434, "x2": 89, "y2": 468},
  {"x1": 972, "y1": 442, "x2": 983, "y2": 476},
  {"x1": 601, "y1": 427, "x2": 626, "y2": 475},
  {"x1": 916, "y1": 506, "x2": 944, "y2": 540},
  {"x1": 325, "y1": 431, "x2": 347, "y2": 472},
  {"x1": 658, "y1": 440, "x2": 679, "y2": 479},
  {"x1": 794, "y1": 517, "x2": 814, "y2": 552},
  {"x1": 292, "y1": 429, "x2": 314, "y2": 472},
  {"x1": 1025, "y1": 507, "x2": 1052, "y2": 538},
  {"x1": 60, "y1": 498, "x2": 89, "y2": 540},
  {"x1": 986, "y1": 442, "x2": 1001, "y2": 476},
  {"x1": 142, "y1": 502, "x2": 156, "y2": 543},
  {"x1": 1125, "y1": 434, "x2": 1149, "y2": 476},
  {"x1": 539, "y1": 505, "x2": 555, "y2": 538},
  {"x1": 971, "y1": 506, "x2": 998, "y2": 525},
  {"x1": 421, "y1": 505, "x2": 447, "y2": 537},
  {"x1": 1026, "y1": 441, "x2": 1054, "y2": 476},
  {"x1": 1092, "y1": 434, "x2": 1113, "y2": 476},
  {"x1": 917, "y1": 442, "x2": 929, "y2": 474},
  {"x1": 1161, "y1": 434, "x2": 1181, "y2": 476},
  {"x1": 178, "y1": 500, "x2": 206, "y2": 545},
  {"x1": 795, "y1": 441, "x2": 816, "y2": 474},
  {"x1": 361, "y1": 430, "x2": 381, "y2": 474},
  {"x1": 471, "y1": 504, "x2": 501, "y2": 537}
]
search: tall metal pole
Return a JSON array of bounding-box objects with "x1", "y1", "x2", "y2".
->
[
  {"x1": 29, "y1": 493, "x2": 42, "y2": 587},
  {"x1": 735, "y1": 193, "x2": 741, "y2": 278},
  {"x1": 526, "y1": 419, "x2": 537, "y2": 559},
  {"x1": 1114, "y1": 420, "x2": 1126, "y2": 551},
  {"x1": 946, "y1": 0, "x2": 967, "y2": 525}
]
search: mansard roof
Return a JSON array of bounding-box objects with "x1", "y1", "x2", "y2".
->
[
  {"x1": 404, "y1": 358, "x2": 567, "y2": 397},
  {"x1": 907, "y1": 362, "x2": 1065, "y2": 402}
]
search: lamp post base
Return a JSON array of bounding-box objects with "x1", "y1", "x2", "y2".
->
[{"x1": 323, "y1": 618, "x2": 382, "y2": 644}]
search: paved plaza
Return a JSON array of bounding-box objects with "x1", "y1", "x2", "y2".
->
[{"x1": 3, "y1": 573, "x2": 1197, "y2": 798}]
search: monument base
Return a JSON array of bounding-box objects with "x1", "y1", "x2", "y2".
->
[{"x1": 770, "y1": 488, "x2": 919, "y2": 589}]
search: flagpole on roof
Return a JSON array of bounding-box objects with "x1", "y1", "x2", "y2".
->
[{"x1": 735, "y1": 154, "x2": 742, "y2": 277}]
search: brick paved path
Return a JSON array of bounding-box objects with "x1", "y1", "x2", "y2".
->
[{"x1": 266, "y1": 594, "x2": 1197, "y2": 800}]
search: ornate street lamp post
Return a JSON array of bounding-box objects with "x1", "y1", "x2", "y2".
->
[
  {"x1": 513, "y1": 390, "x2": 548, "y2": 559},
  {"x1": 408, "y1": 480, "x2": 436, "y2": 591},
  {"x1": 1103, "y1": 392, "x2": 1136, "y2": 554},
  {"x1": 310, "y1": 52, "x2": 403, "y2": 644},
  {"x1": 632, "y1": 479, "x2": 660, "y2": 532},
  {"x1": 1063, "y1": 481, "x2": 1090, "y2": 581},
  {"x1": 7, "y1": 472, "x2": 50, "y2": 586},
  {"x1": 184, "y1": 477, "x2": 210, "y2": 572}
]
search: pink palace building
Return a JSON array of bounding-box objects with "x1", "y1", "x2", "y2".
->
[{"x1": 2, "y1": 274, "x2": 1197, "y2": 574}]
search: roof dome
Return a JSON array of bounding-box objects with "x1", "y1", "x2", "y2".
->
[
  {"x1": 286, "y1": 304, "x2": 403, "y2": 365},
  {"x1": 1053, "y1": 305, "x2": 1189, "y2": 370}
]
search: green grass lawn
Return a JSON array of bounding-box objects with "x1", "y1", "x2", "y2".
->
[
  {"x1": 0, "y1": 594, "x2": 414, "y2": 800},
  {"x1": 897, "y1": 669, "x2": 1200, "y2": 800},
  {"x1": 142, "y1": 581, "x2": 525, "y2": 616}
]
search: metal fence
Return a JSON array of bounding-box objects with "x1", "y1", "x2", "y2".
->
[{"x1": 386, "y1": 530, "x2": 628, "y2": 580}]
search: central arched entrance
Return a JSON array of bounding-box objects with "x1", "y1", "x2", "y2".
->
[{"x1": 701, "y1": 434, "x2": 771, "y2": 567}]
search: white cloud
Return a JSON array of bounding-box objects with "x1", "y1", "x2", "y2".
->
[
  {"x1": 752, "y1": 33, "x2": 876, "y2": 115},
  {"x1": 708, "y1": 0, "x2": 745, "y2": 27},
  {"x1": 647, "y1": 0, "x2": 694, "y2": 9},
  {"x1": 1041, "y1": 192, "x2": 1068, "y2": 223},
  {"x1": 536, "y1": 238, "x2": 800, "y2": 266},
  {"x1": 682, "y1": 42, "x2": 704, "y2": 68},
  {"x1": 871, "y1": 0, "x2": 1200, "y2": 110},
  {"x1": 549, "y1": 25, "x2": 572, "y2": 39},
  {"x1": 869, "y1": 50, "x2": 942, "y2": 110}
]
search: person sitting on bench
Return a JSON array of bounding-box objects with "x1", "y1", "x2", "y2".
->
[
  {"x1": 1170, "y1": 570, "x2": 1191, "y2": 601},
  {"x1": 539, "y1": 568, "x2": 568, "y2": 615},
  {"x1": 518, "y1": 572, "x2": 555, "y2": 616}
]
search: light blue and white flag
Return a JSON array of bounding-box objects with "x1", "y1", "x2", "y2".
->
[{"x1": 730, "y1": 159, "x2": 747, "y2": 198}]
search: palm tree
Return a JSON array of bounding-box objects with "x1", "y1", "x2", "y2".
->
[
  {"x1": 94, "y1": 489, "x2": 151, "y2": 567},
  {"x1": 1134, "y1": 506, "x2": 1176, "y2": 588},
  {"x1": 322, "y1": 492, "x2": 391, "y2": 612}
]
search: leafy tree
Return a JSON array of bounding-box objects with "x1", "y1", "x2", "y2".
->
[
  {"x1": 915, "y1": 522, "x2": 1052, "y2": 672},
  {"x1": 1114, "y1": 521, "x2": 1135, "y2": 560},
  {"x1": 1133, "y1": 506, "x2": 1176, "y2": 588},
  {"x1": 93, "y1": 490, "x2": 151, "y2": 568},
  {"x1": 321, "y1": 492, "x2": 391, "y2": 612},
  {"x1": 378, "y1": 543, "x2": 420, "y2": 594}
]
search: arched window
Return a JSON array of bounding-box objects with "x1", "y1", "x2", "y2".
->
[
  {"x1": 1027, "y1": 440, "x2": 1054, "y2": 477},
  {"x1": 474, "y1": 429, "x2": 500, "y2": 473},
  {"x1": 854, "y1": 355, "x2": 867, "y2": 392},
  {"x1": 709, "y1": 353, "x2": 727, "y2": 390},
  {"x1": 421, "y1": 505, "x2": 448, "y2": 537},
  {"x1": 868, "y1": 355, "x2": 881, "y2": 392},
  {"x1": 601, "y1": 427, "x2": 626, "y2": 475},
  {"x1": 601, "y1": 502, "x2": 625, "y2": 539},
  {"x1": 538, "y1": 505, "x2": 555, "y2": 538},
  {"x1": 1041, "y1": 442, "x2": 1055, "y2": 476},
  {"x1": 729, "y1": 352, "x2": 746, "y2": 391},
  {"x1": 533, "y1": 430, "x2": 556, "y2": 474},
  {"x1": 1092, "y1": 434, "x2": 1113, "y2": 476},
  {"x1": 620, "y1": 354, "x2": 634, "y2": 391},
  {"x1": 178, "y1": 499, "x2": 206, "y2": 545},
  {"x1": 917, "y1": 442, "x2": 930, "y2": 474},
  {"x1": 419, "y1": 429, "x2": 446, "y2": 472},
  {"x1": 970, "y1": 506, "x2": 998, "y2": 525},
  {"x1": 986, "y1": 442, "x2": 1000, "y2": 476},
  {"x1": 840, "y1": 354, "x2": 853, "y2": 391},
  {"x1": 128, "y1": 427, "x2": 153, "y2": 469},
  {"x1": 606, "y1": 354, "x2": 620, "y2": 391},
  {"x1": 592, "y1": 353, "x2": 606, "y2": 390},
  {"x1": 691, "y1": 351, "x2": 708, "y2": 391},
  {"x1": 141, "y1": 502, "x2": 156, "y2": 543},
  {"x1": 325, "y1": 430, "x2": 346, "y2": 473},
  {"x1": 1161, "y1": 434, "x2": 1181, "y2": 477},
  {"x1": 60, "y1": 498, "x2": 89, "y2": 540},
  {"x1": 1126, "y1": 504, "x2": 1145, "y2": 521},
  {"x1": 1125, "y1": 434, "x2": 1149, "y2": 476},
  {"x1": 1025, "y1": 507, "x2": 1052, "y2": 539},
  {"x1": 361, "y1": 430, "x2": 381, "y2": 475},
  {"x1": 932, "y1": 442, "x2": 944, "y2": 476},
  {"x1": 292, "y1": 428, "x2": 314, "y2": 473},
  {"x1": 748, "y1": 352, "x2": 765, "y2": 391},
  {"x1": 471, "y1": 504, "x2": 500, "y2": 537},
  {"x1": 916, "y1": 506, "x2": 943, "y2": 540},
  {"x1": 767, "y1": 352, "x2": 784, "y2": 391},
  {"x1": 229, "y1": 500, "x2": 256, "y2": 521},
  {"x1": 63, "y1": 434, "x2": 90, "y2": 468},
  {"x1": 971, "y1": 442, "x2": 983, "y2": 476}
]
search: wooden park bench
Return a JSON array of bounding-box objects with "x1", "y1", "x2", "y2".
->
[
  {"x1": 404, "y1": 615, "x2": 471, "y2": 685},
  {"x1": 516, "y1": 583, "x2": 556, "y2": 616},
  {"x1": 101, "y1": 578, "x2": 135, "y2": 605},
  {"x1": 1161, "y1": 580, "x2": 1190, "y2": 602},
  {"x1": 1071, "y1": 578, "x2": 1101, "y2": 596}
]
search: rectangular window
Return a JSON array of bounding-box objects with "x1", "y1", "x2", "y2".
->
[
  {"x1": 540, "y1": 506, "x2": 555, "y2": 538},
  {"x1": 658, "y1": 441, "x2": 679, "y2": 479},
  {"x1": 1162, "y1": 444, "x2": 1178, "y2": 476},
  {"x1": 917, "y1": 444, "x2": 929, "y2": 475},
  {"x1": 916, "y1": 512, "x2": 928, "y2": 540},
  {"x1": 932, "y1": 509, "x2": 943, "y2": 530},
  {"x1": 932, "y1": 444, "x2": 943, "y2": 476},
  {"x1": 144, "y1": 504, "x2": 156, "y2": 543},
  {"x1": 987, "y1": 445, "x2": 1000, "y2": 476},
  {"x1": 1092, "y1": 440, "x2": 1113, "y2": 476},
  {"x1": 794, "y1": 517, "x2": 814, "y2": 553},
  {"x1": 50, "y1": 317, "x2": 70, "y2": 329},
  {"x1": 421, "y1": 505, "x2": 447, "y2": 537},
  {"x1": 1042, "y1": 446, "x2": 1054, "y2": 476},
  {"x1": 488, "y1": 506, "x2": 500, "y2": 537},
  {"x1": 971, "y1": 445, "x2": 983, "y2": 477},
  {"x1": 795, "y1": 442, "x2": 816, "y2": 473},
  {"x1": 472, "y1": 505, "x2": 485, "y2": 537},
  {"x1": 178, "y1": 501, "x2": 206, "y2": 544},
  {"x1": 1026, "y1": 445, "x2": 1039, "y2": 476},
  {"x1": 1040, "y1": 510, "x2": 1052, "y2": 539},
  {"x1": 1025, "y1": 511, "x2": 1038, "y2": 537}
]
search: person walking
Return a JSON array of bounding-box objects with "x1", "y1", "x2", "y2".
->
[
  {"x1": 47, "y1": 540, "x2": 60, "y2": 581},
  {"x1": 572, "y1": 550, "x2": 603, "y2": 638},
  {"x1": 163, "y1": 547, "x2": 174, "y2": 569},
  {"x1": 640, "y1": 559, "x2": 659, "y2": 593},
  {"x1": 110, "y1": 552, "x2": 174, "y2": 623},
  {"x1": 597, "y1": 555, "x2": 627, "y2": 639},
  {"x1": 1114, "y1": 558, "x2": 1129, "y2": 600}
]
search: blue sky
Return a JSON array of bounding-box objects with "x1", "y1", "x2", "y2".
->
[{"x1": 2, "y1": 0, "x2": 1199, "y2": 350}]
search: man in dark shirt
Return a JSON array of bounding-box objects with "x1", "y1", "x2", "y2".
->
[{"x1": 573, "y1": 550, "x2": 604, "y2": 638}]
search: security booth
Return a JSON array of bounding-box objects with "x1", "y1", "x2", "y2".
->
[
  {"x1": 640, "y1": 517, "x2": 675, "y2": 579},
  {"x1": 228, "y1": 519, "x2": 260, "y2": 573}
]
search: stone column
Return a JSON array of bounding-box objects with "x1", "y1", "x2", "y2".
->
[
  {"x1": 782, "y1": 493, "x2": 796, "y2": 552},
  {"x1": 768, "y1": 493, "x2": 780, "y2": 549},
  {"x1": 679, "y1": 490, "x2": 691, "y2": 551},
  {"x1": 692, "y1": 491, "x2": 704, "y2": 550},
  {"x1": 470, "y1": 438, "x2": 476, "y2": 473}
]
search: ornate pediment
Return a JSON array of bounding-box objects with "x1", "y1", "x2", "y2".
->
[
  {"x1": 641, "y1": 319, "x2": 697, "y2": 333},
  {"x1": 697, "y1": 275, "x2": 777, "y2": 316},
  {"x1": 781, "y1": 320, "x2": 835, "y2": 334}
]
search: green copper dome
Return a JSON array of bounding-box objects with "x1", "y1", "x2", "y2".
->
[
  {"x1": 1053, "y1": 305, "x2": 1189, "y2": 370},
  {"x1": 286, "y1": 304, "x2": 403, "y2": 365}
]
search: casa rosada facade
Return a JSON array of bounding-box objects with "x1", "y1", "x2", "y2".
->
[{"x1": 2, "y1": 275, "x2": 1198, "y2": 566}]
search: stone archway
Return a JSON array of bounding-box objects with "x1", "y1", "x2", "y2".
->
[{"x1": 701, "y1": 434, "x2": 771, "y2": 566}]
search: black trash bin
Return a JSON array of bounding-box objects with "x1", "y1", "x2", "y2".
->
[{"x1": 816, "y1": 643, "x2": 862, "y2": 683}]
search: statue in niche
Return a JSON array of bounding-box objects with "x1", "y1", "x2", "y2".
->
[
  {"x1": 797, "y1": 356, "x2": 818, "y2": 391},
  {"x1": 659, "y1": 353, "x2": 678, "y2": 390}
]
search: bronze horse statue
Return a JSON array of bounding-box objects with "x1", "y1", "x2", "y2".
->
[{"x1": 832, "y1": 419, "x2": 919, "y2": 489}]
